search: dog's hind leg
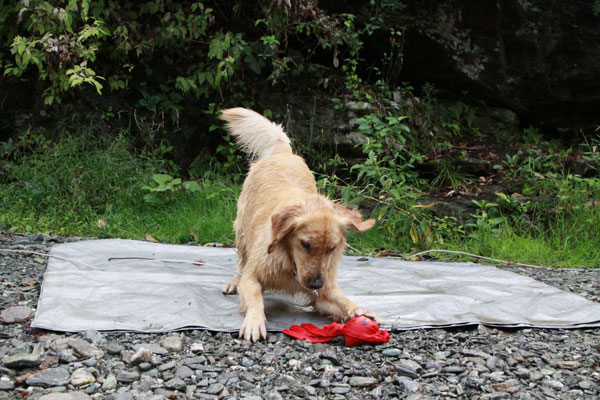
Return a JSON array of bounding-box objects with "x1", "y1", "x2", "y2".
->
[{"x1": 222, "y1": 244, "x2": 247, "y2": 295}]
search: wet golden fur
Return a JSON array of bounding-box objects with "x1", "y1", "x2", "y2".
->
[{"x1": 220, "y1": 108, "x2": 376, "y2": 341}]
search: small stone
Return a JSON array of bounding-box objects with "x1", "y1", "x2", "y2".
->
[
  {"x1": 138, "y1": 362, "x2": 152, "y2": 371},
  {"x1": 206, "y1": 382, "x2": 225, "y2": 395},
  {"x1": 26, "y1": 366, "x2": 70, "y2": 387},
  {"x1": 320, "y1": 349, "x2": 339, "y2": 366},
  {"x1": 67, "y1": 339, "x2": 104, "y2": 358},
  {"x1": 515, "y1": 367, "x2": 530, "y2": 379},
  {"x1": 161, "y1": 336, "x2": 183, "y2": 352},
  {"x1": 480, "y1": 393, "x2": 510, "y2": 400},
  {"x1": 396, "y1": 376, "x2": 420, "y2": 393},
  {"x1": 382, "y1": 348, "x2": 402, "y2": 357},
  {"x1": 82, "y1": 359, "x2": 97, "y2": 367},
  {"x1": 165, "y1": 378, "x2": 186, "y2": 391},
  {"x1": 133, "y1": 343, "x2": 168, "y2": 355},
  {"x1": 104, "y1": 343, "x2": 123, "y2": 355},
  {"x1": 579, "y1": 380, "x2": 592, "y2": 390},
  {"x1": 263, "y1": 354, "x2": 276, "y2": 364},
  {"x1": 486, "y1": 356, "x2": 506, "y2": 371},
  {"x1": 70, "y1": 368, "x2": 96, "y2": 387},
  {"x1": 2, "y1": 352, "x2": 42, "y2": 368},
  {"x1": 0, "y1": 306, "x2": 33, "y2": 323},
  {"x1": 443, "y1": 366, "x2": 466, "y2": 374},
  {"x1": 83, "y1": 330, "x2": 106, "y2": 345},
  {"x1": 529, "y1": 371, "x2": 544, "y2": 381},
  {"x1": 112, "y1": 392, "x2": 134, "y2": 400},
  {"x1": 116, "y1": 370, "x2": 140, "y2": 383},
  {"x1": 331, "y1": 386, "x2": 351, "y2": 394},
  {"x1": 159, "y1": 361, "x2": 177, "y2": 371},
  {"x1": 175, "y1": 365, "x2": 194, "y2": 379},
  {"x1": 190, "y1": 342, "x2": 204, "y2": 353},
  {"x1": 184, "y1": 356, "x2": 207, "y2": 370},
  {"x1": 548, "y1": 379, "x2": 564, "y2": 391},
  {"x1": 241, "y1": 357, "x2": 254, "y2": 367},
  {"x1": 101, "y1": 374, "x2": 117, "y2": 391},
  {"x1": 396, "y1": 360, "x2": 422, "y2": 374},
  {"x1": 39, "y1": 393, "x2": 91, "y2": 400},
  {"x1": 555, "y1": 360, "x2": 581, "y2": 369},
  {"x1": 304, "y1": 385, "x2": 316, "y2": 395},
  {"x1": 348, "y1": 376, "x2": 378, "y2": 387},
  {"x1": 0, "y1": 379, "x2": 14, "y2": 390},
  {"x1": 130, "y1": 347, "x2": 152, "y2": 364}
]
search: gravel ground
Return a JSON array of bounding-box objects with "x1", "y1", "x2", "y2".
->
[{"x1": 1, "y1": 232, "x2": 599, "y2": 400}]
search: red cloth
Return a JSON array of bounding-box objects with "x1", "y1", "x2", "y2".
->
[{"x1": 283, "y1": 316, "x2": 390, "y2": 346}]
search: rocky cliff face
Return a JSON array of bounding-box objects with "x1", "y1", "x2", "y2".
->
[{"x1": 370, "y1": 0, "x2": 600, "y2": 131}]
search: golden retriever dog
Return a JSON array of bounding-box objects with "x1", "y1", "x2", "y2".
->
[{"x1": 220, "y1": 108, "x2": 378, "y2": 342}]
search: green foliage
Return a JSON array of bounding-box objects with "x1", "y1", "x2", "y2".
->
[
  {"x1": 4, "y1": 1, "x2": 109, "y2": 105},
  {"x1": 593, "y1": 0, "x2": 600, "y2": 16},
  {"x1": 142, "y1": 174, "x2": 202, "y2": 204}
]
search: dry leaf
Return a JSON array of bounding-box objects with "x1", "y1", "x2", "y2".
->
[
  {"x1": 145, "y1": 233, "x2": 159, "y2": 243},
  {"x1": 96, "y1": 219, "x2": 107, "y2": 228},
  {"x1": 189, "y1": 229, "x2": 199, "y2": 242}
]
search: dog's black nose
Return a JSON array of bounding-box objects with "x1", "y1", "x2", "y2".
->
[{"x1": 306, "y1": 274, "x2": 324, "y2": 290}]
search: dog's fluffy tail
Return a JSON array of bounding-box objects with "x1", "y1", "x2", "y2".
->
[{"x1": 221, "y1": 107, "x2": 292, "y2": 161}]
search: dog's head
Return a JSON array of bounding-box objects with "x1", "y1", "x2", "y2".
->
[{"x1": 267, "y1": 198, "x2": 375, "y2": 290}]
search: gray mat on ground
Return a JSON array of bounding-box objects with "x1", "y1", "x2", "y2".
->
[{"x1": 32, "y1": 239, "x2": 600, "y2": 332}]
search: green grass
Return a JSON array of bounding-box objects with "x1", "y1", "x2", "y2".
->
[
  {"x1": 0, "y1": 132, "x2": 239, "y2": 244},
  {"x1": 1, "y1": 131, "x2": 599, "y2": 268}
]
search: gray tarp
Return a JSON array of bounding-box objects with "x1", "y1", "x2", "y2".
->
[{"x1": 31, "y1": 239, "x2": 600, "y2": 332}]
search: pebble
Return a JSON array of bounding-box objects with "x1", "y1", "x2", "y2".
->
[
  {"x1": 26, "y1": 366, "x2": 70, "y2": 387},
  {"x1": 0, "y1": 306, "x2": 33, "y2": 323},
  {"x1": 382, "y1": 348, "x2": 402, "y2": 357},
  {"x1": 165, "y1": 377, "x2": 186, "y2": 390},
  {"x1": 130, "y1": 347, "x2": 152, "y2": 364},
  {"x1": 331, "y1": 386, "x2": 351, "y2": 394},
  {"x1": 104, "y1": 343, "x2": 123, "y2": 355},
  {"x1": 161, "y1": 336, "x2": 183, "y2": 352},
  {"x1": 67, "y1": 339, "x2": 104, "y2": 358},
  {"x1": 190, "y1": 342, "x2": 204, "y2": 353},
  {"x1": 241, "y1": 356, "x2": 254, "y2": 367},
  {"x1": 0, "y1": 380, "x2": 14, "y2": 390},
  {"x1": 348, "y1": 376, "x2": 378, "y2": 387},
  {"x1": 175, "y1": 365, "x2": 194, "y2": 379},
  {"x1": 320, "y1": 349, "x2": 339, "y2": 365},
  {"x1": 116, "y1": 370, "x2": 140, "y2": 383},
  {"x1": 70, "y1": 368, "x2": 96, "y2": 386},
  {"x1": 38, "y1": 393, "x2": 91, "y2": 400},
  {"x1": 1, "y1": 352, "x2": 42, "y2": 368},
  {"x1": 206, "y1": 382, "x2": 225, "y2": 394},
  {"x1": 102, "y1": 374, "x2": 117, "y2": 390}
]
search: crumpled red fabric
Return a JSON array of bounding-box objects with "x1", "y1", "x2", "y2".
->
[{"x1": 283, "y1": 316, "x2": 390, "y2": 346}]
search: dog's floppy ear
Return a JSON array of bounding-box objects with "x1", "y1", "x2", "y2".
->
[
  {"x1": 268, "y1": 204, "x2": 302, "y2": 254},
  {"x1": 333, "y1": 203, "x2": 376, "y2": 232}
]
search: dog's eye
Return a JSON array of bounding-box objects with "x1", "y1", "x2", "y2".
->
[
  {"x1": 328, "y1": 245, "x2": 337, "y2": 254},
  {"x1": 301, "y1": 240, "x2": 311, "y2": 251}
]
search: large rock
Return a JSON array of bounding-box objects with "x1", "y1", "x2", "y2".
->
[{"x1": 393, "y1": 0, "x2": 600, "y2": 130}]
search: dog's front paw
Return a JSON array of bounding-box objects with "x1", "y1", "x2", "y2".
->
[
  {"x1": 347, "y1": 308, "x2": 381, "y2": 325},
  {"x1": 221, "y1": 276, "x2": 240, "y2": 295},
  {"x1": 239, "y1": 313, "x2": 267, "y2": 342}
]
